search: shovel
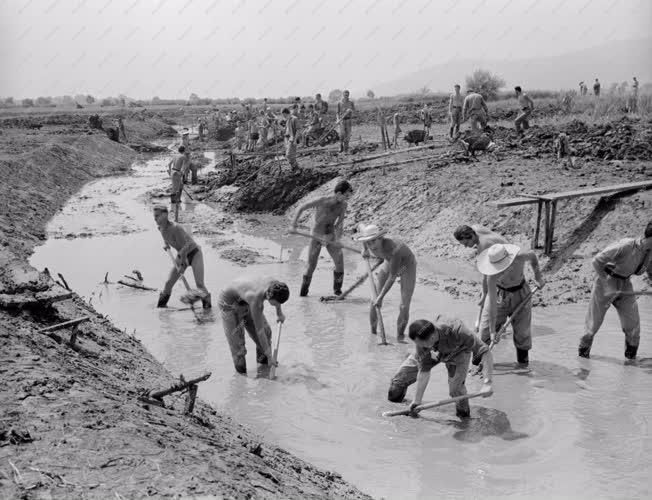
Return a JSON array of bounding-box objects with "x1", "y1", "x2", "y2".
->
[
  {"x1": 269, "y1": 322, "x2": 282, "y2": 380},
  {"x1": 366, "y1": 257, "x2": 389, "y2": 346},
  {"x1": 320, "y1": 260, "x2": 383, "y2": 302},
  {"x1": 383, "y1": 390, "x2": 492, "y2": 417},
  {"x1": 289, "y1": 229, "x2": 361, "y2": 254},
  {"x1": 164, "y1": 248, "x2": 206, "y2": 318}
]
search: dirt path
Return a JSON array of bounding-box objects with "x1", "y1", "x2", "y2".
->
[{"x1": 0, "y1": 112, "x2": 372, "y2": 499}]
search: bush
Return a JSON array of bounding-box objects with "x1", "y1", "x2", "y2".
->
[
  {"x1": 465, "y1": 69, "x2": 505, "y2": 101},
  {"x1": 328, "y1": 89, "x2": 342, "y2": 103},
  {"x1": 21, "y1": 98, "x2": 34, "y2": 107}
]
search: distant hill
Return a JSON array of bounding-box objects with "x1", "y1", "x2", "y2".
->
[{"x1": 371, "y1": 38, "x2": 651, "y2": 96}]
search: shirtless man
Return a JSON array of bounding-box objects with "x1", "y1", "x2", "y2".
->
[
  {"x1": 291, "y1": 180, "x2": 354, "y2": 296},
  {"x1": 462, "y1": 90, "x2": 489, "y2": 132},
  {"x1": 337, "y1": 90, "x2": 355, "y2": 153},
  {"x1": 357, "y1": 224, "x2": 417, "y2": 342},
  {"x1": 449, "y1": 84, "x2": 464, "y2": 138},
  {"x1": 218, "y1": 277, "x2": 289, "y2": 374},
  {"x1": 153, "y1": 205, "x2": 210, "y2": 309},
  {"x1": 477, "y1": 243, "x2": 545, "y2": 366},
  {"x1": 257, "y1": 109, "x2": 269, "y2": 149},
  {"x1": 514, "y1": 86, "x2": 534, "y2": 136},
  {"x1": 282, "y1": 108, "x2": 299, "y2": 169},
  {"x1": 389, "y1": 317, "x2": 493, "y2": 419},
  {"x1": 392, "y1": 111, "x2": 401, "y2": 148},
  {"x1": 454, "y1": 224, "x2": 508, "y2": 310},
  {"x1": 167, "y1": 146, "x2": 190, "y2": 221}
]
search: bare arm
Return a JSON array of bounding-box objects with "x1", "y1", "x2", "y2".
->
[
  {"x1": 523, "y1": 250, "x2": 545, "y2": 287},
  {"x1": 411, "y1": 370, "x2": 431, "y2": 406},
  {"x1": 247, "y1": 296, "x2": 273, "y2": 359},
  {"x1": 333, "y1": 203, "x2": 347, "y2": 238},
  {"x1": 486, "y1": 275, "x2": 498, "y2": 340}
]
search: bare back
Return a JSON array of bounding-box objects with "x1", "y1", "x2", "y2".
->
[
  {"x1": 473, "y1": 226, "x2": 508, "y2": 254},
  {"x1": 222, "y1": 276, "x2": 273, "y2": 306}
]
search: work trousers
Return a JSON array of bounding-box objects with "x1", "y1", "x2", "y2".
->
[
  {"x1": 388, "y1": 351, "x2": 472, "y2": 414},
  {"x1": 515, "y1": 108, "x2": 532, "y2": 133},
  {"x1": 479, "y1": 283, "x2": 532, "y2": 350},
  {"x1": 340, "y1": 119, "x2": 352, "y2": 151},
  {"x1": 580, "y1": 276, "x2": 640, "y2": 349},
  {"x1": 449, "y1": 108, "x2": 462, "y2": 136},
  {"x1": 220, "y1": 303, "x2": 271, "y2": 373},
  {"x1": 285, "y1": 139, "x2": 298, "y2": 168},
  {"x1": 468, "y1": 110, "x2": 487, "y2": 132}
]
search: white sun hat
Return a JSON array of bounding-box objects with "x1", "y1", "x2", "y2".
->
[
  {"x1": 476, "y1": 243, "x2": 520, "y2": 276},
  {"x1": 355, "y1": 224, "x2": 387, "y2": 242},
  {"x1": 179, "y1": 128, "x2": 190, "y2": 135}
]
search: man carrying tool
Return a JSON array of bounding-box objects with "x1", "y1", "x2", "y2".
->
[
  {"x1": 514, "y1": 86, "x2": 534, "y2": 136},
  {"x1": 282, "y1": 108, "x2": 299, "y2": 169},
  {"x1": 218, "y1": 277, "x2": 289, "y2": 374},
  {"x1": 477, "y1": 243, "x2": 545, "y2": 366},
  {"x1": 462, "y1": 89, "x2": 489, "y2": 132},
  {"x1": 168, "y1": 146, "x2": 190, "y2": 220},
  {"x1": 153, "y1": 205, "x2": 211, "y2": 309},
  {"x1": 578, "y1": 221, "x2": 652, "y2": 360},
  {"x1": 356, "y1": 224, "x2": 417, "y2": 342},
  {"x1": 388, "y1": 317, "x2": 493, "y2": 419},
  {"x1": 449, "y1": 84, "x2": 464, "y2": 139},
  {"x1": 291, "y1": 180, "x2": 354, "y2": 297},
  {"x1": 337, "y1": 90, "x2": 355, "y2": 153}
]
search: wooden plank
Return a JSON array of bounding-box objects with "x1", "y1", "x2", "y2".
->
[
  {"x1": 546, "y1": 180, "x2": 652, "y2": 201},
  {"x1": 38, "y1": 316, "x2": 91, "y2": 333},
  {"x1": 493, "y1": 197, "x2": 542, "y2": 208},
  {"x1": 543, "y1": 201, "x2": 551, "y2": 254}
]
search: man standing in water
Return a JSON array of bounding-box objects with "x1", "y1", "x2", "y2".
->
[
  {"x1": 168, "y1": 146, "x2": 190, "y2": 221},
  {"x1": 356, "y1": 224, "x2": 417, "y2": 343},
  {"x1": 389, "y1": 318, "x2": 493, "y2": 419},
  {"x1": 477, "y1": 243, "x2": 545, "y2": 366},
  {"x1": 218, "y1": 277, "x2": 289, "y2": 374},
  {"x1": 578, "y1": 221, "x2": 651, "y2": 360},
  {"x1": 153, "y1": 205, "x2": 211, "y2": 309},
  {"x1": 291, "y1": 180, "x2": 354, "y2": 297}
]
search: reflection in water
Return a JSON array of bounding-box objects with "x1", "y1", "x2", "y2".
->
[
  {"x1": 30, "y1": 154, "x2": 652, "y2": 500},
  {"x1": 420, "y1": 406, "x2": 529, "y2": 443}
]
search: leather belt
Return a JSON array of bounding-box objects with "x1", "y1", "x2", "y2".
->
[{"x1": 497, "y1": 279, "x2": 526, "y2": 293}]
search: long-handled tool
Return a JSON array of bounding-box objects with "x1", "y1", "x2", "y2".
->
[
  {"x1": 606, "y1": 289, "x2": 652, "y2": 299},
  {"x1": 383, "y1": 390, "x2": 491, "y2": 417},
  {"x1": 269, "y1": 322, "x2": 283, "y2": 380},
  {"x1": 321, "y1": 260, "x2": 383, "y2": 301},
  {"x1": 489, "y1": 285, "x2": 539, "y2": 349},
  {"x1": 474, "y1": 295, "x2": 486, "y2": 333},
  {"x1": 366, "y1": 257, "x2": 389, "y2": 346},
  {"x1": 289, "y1": 229, "x2": 362, "y2": 254}
]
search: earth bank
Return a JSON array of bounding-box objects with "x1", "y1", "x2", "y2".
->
[{"x1": 0, "y1": 112, "x2": 373, "y2": 499}]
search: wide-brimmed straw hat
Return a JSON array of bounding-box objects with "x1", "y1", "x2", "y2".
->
[
  {"x1": 355, "y1": 224, "x2": 387, "y2": 242},
  {"x1": 179, "y1": 128, "x2": 190, "y2": 135},
  {"x1": 477, "y1": 243, "x2": 520, "y2": 276}
]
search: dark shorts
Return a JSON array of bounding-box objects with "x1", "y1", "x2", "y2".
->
[{"x1": 186, "y1": 247, "x2": 199, "y2": 265}]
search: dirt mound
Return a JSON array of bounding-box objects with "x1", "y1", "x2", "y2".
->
[{"x1": 492, "y1": 116, "x2": 652, "y2": 161}]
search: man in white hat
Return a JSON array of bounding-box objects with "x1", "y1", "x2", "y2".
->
[
  {"x1": 357, "y1": 224, "x2": 417, "y2": 342},
  {"x1": 476, "y1": 243, "x2": 545, "y2": 365},
  {"x1": 180, "y1": 127, "x2": 190, "y2": 149},
  {"x1": 291, "y1": 180, "x2": 354, "y2": 297},
  {"x1": 578, "y1": 221, "x2": 652, "y2": 360}
]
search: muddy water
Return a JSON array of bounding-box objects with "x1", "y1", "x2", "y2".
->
[{"x1": 31, "y1": 154, "x2": 652, "y2": 500}]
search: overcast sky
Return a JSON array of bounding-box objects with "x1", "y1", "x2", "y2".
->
[{"x1": 1, "y1": 0, "x2": 649, "y2": 99}]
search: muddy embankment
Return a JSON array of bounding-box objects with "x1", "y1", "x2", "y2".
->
[
  {"x1": 0, "y1": 113, "x2": 372, "y2": 499},
  {"x1": 198, "y1": 114, "x2": 652, "y2": 307}
]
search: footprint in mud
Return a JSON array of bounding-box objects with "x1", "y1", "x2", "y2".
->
[
  {"x1": 276, "y1": 363, "x2": 330, "y2": 390},
  {"x1": 423, "y1": 406, "x2": 528, "y2": 442}
]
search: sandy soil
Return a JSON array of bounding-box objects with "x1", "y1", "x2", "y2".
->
[{"x1": 0, "y1": 109, "x2": 373, "y2": 499}]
